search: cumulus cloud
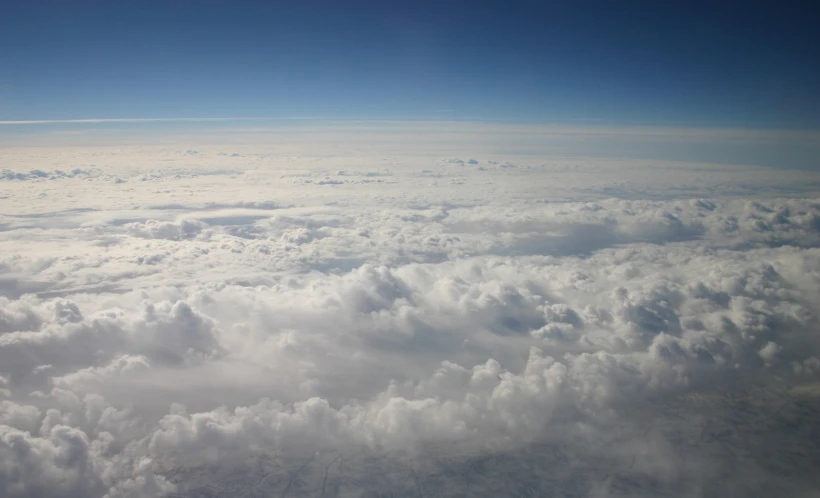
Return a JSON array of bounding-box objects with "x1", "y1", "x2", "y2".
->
[{"x1": 0, "y1": 141, "x2": 819, "y2": 496}]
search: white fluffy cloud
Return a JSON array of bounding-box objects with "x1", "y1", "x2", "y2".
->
[{"x1": 1, "y1": 139, "x2": 820, "y2": 496}]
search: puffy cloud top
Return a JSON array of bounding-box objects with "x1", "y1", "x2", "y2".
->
[{"x1": 1, "y1": 145, "x2": 819, "y2": 496}]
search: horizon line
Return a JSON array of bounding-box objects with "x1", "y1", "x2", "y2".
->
[{"x1": 1, "y1": 117, "x2": 818, "y2": 135}]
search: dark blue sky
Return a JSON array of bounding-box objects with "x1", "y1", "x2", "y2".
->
[{"x1": 1, "y1": 0, "x2": 819, "y2": 127}]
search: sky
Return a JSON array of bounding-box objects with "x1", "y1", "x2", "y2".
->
[{"x1": 1, "y1": 0, "x2": 819, "y2": 127}]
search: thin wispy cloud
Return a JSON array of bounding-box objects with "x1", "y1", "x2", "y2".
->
[{"x1": 0, "y1": 117, "x2": 325, "y2": 125}]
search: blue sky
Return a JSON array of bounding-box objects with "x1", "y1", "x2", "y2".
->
[{"x1": 1, "y1": 1, "x2": 819, "y2": 127}]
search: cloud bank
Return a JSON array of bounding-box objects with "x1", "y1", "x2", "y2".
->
[{"x1": 1, "y1": 142, "x2": 820, "y2": 497}]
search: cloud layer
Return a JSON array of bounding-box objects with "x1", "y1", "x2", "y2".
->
[{"x1": 1, "y1": 144, "x2": 820, "y2": 496}]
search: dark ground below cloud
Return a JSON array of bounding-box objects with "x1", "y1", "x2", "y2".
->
[{"x1": 161, "y1": 382, "x2": 820, "y2": 498}]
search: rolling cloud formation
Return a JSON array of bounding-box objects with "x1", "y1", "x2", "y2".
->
[{"x1": 1, "y1": 140, "x2": 820, "y2": 497}]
